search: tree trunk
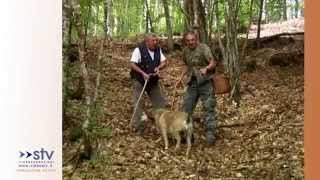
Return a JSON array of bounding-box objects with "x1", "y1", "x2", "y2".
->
[
  {"x1": 72, "y1": 0, "x2": 93, "y2": 159},
  {"x1": 282, "y1": 0, "x2": 287, "y2": 21},
  {"x1": 264, "y1": 0, "x2": 268, "y2": 23},
  {"x1": 300, "y1": 1, "x2": 304, "y2": 17},
  {"x1": 183, "y1": 0, "x2": 192, "y2": 32},
  {"x1": 84, "y1": 0, "x2": 92, "y2": 48},
  {"x1": 104, "y1": 0, "x2": 113, "y2": 36},
  {"x1": 104, "y1": 0, "x2": 108, "y2": 36},
  {"x1": 183, "y1": 0, "x2": 207, "y2": 43},
  {"x1": 124, "y1": 0, "x2": 129, "y2": 35},
  {"x1": 63, "y1": 0, "x2": 73, "y2": 122},
  {"x1": 197, "y1": 0, "x2": 208, "y2": 43},
  {"x1": 215, "y1": 0, "x2": 241, "y2": 106},
  {"x1": 208, "y1": 0, "x2": 215, "y2": 42},
  {"x1": 93, "y1": 38, "x2": 107, "y2": 104},
  {"x1": 256, "y1": 0, "x2": 264, "y2": 49},
  {"x1": 68, "y1": 16, "x2": 73, "y2": 46},
  {"x1": 108, "y1": 0, "x2": 113, "y2": 36},
  {"x1": 162, "y1": 0, "x2": 174, "y2": 50},
  {"x1": 145, "y1": 0, "x2": 153, "y2": 33},
  {"x1": 63, "y1": 0, "x2": 73, "y2": 45},
  {"x1": 295, "y1": 0, "x2": 299, "y2": 18},
  {"x1": 215, "y1": 0, "x2": 227, "y2": 64},
  {"x1": 93, "y1": 2, "x2": 99, "y2": 37},
  {"x1": 240, "y1": 0, "x2": 254, "y2": 61},
  {"x1": 225, "y1": 0, "x2": 241, "y2": 106}
]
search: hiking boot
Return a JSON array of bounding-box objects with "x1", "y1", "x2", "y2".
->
[
  {"x1": 205, "y1": 131, "x2": 216, "y2": 145},
  {"x1": 132, "y1": 125, "x2": 144, "y2": 136},
  {"x1": 136, "y1": 126, "x2": 144, "y2": 136}
]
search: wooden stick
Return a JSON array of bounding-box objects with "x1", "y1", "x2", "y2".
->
[{"x1": 130, "y1": 78, "x2": 149, "y2": 127}]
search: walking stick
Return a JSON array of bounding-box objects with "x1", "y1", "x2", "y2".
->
[{"x1": 130, "y1": 78, "x2": 149, "y2": 127}]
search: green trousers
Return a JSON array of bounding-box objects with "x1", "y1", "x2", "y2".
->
[{"x1": 182, "y1": 78, "x2": 217, "y2": 132}]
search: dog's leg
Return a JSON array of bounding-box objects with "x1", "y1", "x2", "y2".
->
[
  {"x1": 186, "y1": 135, "x2": 191, "y2": 156},
  {"x1": 174, "y1": 132, "x2": 181, "y2": 151},
  {"x1": 160, "y1": 127, "x2": 169, "y2": 150},
  {"x1": 186, "y1": 123, "x2": 193, "y2": 157}
]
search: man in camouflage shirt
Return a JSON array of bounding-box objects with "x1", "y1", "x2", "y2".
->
[{"x1": 178, "y1": 31, "x2": 218, "y2": 145}]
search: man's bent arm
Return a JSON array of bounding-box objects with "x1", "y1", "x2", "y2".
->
[
  {"x1": 130, "y1": 62, "x2": 147, "y2": 77},
  {"x1": 205, "y1": 59, "x2": 217, "y2": 71}
]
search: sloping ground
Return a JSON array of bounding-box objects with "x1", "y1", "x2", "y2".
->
[{"x1": 63, "y1": 38, "x2": 304, "y2": 179}]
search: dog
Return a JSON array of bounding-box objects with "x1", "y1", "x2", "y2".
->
[{"x1": 153, "y1": 108, "x2": 193, "y2": 156}]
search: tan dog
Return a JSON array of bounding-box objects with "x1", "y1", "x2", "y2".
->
[{"x1": 153, "y1": 108, "x2": 193, "y2": 156}]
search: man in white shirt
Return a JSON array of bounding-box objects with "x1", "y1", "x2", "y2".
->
[{"x1": 130, "y1": 33, "x2": 167, "y2": 135}]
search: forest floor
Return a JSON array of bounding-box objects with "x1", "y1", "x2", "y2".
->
[{"x1": 63, "y1": 21, "x2": 304, "y2": 180}]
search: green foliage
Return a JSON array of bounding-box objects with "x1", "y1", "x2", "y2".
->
[
  {"x1": 87, "y1": 104, "x2": 112, "y2": 138},
  {"x1": 88, "y1": 119, "x2": 112, "y2": 138},
  {"x1": 69, "y1": 126, "x2": 83, "y2": 142},
  {"x1": 66, "y1": 0, "x2": 304, "y2": 39},
  {"x1": 87, "y1": 150, "x2": 111, "y2": 167},
  {"x1": 265, "y1": 0, "x2": 283, "y2": 22}
]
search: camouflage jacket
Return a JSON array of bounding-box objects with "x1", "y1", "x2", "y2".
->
[{"x1": 182, "y1": 43, "x2": 215, "y2": 84}]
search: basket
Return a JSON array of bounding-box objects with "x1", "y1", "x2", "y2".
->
[{"x1": 212, "y1": 74, "x2": 231, "y2": 94}]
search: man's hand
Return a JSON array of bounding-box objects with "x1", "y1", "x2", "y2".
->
[
  {"x1": 199, "y1": 67, "x2": 208, "y2": 75},
  {"x1": 174, "y1": 79, "x2": 182, "y2": 88},
  {"x1": 154, "y1": 67, "x2": 160, "y2": 76},
  {"x1": 142, "y1": 73, "x2": 150, "y2": 80}
]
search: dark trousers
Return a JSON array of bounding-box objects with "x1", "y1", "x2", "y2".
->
[
  {"x1": 182, "y1": 79, "x2": 217, "y2": 132},
  {"x1": 131, "y1": 80, "x2": 166, "y2": 129}
]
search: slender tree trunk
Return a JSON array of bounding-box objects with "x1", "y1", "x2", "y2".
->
[
  {"x1": 124, "y1": 0, "x2": 129, "y2": 35},
  {"x1": 264, "y1": 0, "x2": 269, "y2": 23},
  {"x1": 192, "y1": 0, "x2": 199, "y2": 29},
  {"x1": 104, "y1": 0, "x2": 113, "y2": 36},
  {"x1": 282, "y1": 0, "x2": 287, "y2": 21},
  {"x1": 183, "y1": 0, "x2": 191, "y2": 32},
  {"x1": 63, "y1": 0, "x2": 73, "y2": 121},
  {"x1": 256, "y1": 0, "x2": 264, "y2": 49},
  {"x1": 215, "y1": 0, "x2": 241, "y2": 106},
  {"x1": 104, "y1": 0, "x2": 108, "y2": 36},
  {"x1": 68, "y1": 15, "x2": 73, "y2": 46},
  {"x1": 145, "y1": 0, "x2": 153, "y2": 33},
  {"x1": 300, "y1": 1, "x2": 304, "y2": 17},
  {"x1": 183, "y1": 0, "x2": 192, "y2": 32},
  {"x1": 145, "y1": 0, "x2": 148, "y2": 32},
  {"x1": 235, "y1": 0, "x2": 242, "y2": 18},
  {"x1": 197, "y1": 0, "x2": 208, "y2": 43},
  {"x1": 84, "y1": 0, "x2": 92, "y2": 48},
  {"x1": 295, "y1": 0, "x2": 299, "y2": 18},
  {"x1": 72, "y1": 0, "x2": 93, "y2": 159},
  {"x1": 93, "y1": 38, "x2": 107, "y2": 104},
  {"x1": 225, "y1": 0, "x2": 241, "y2": 106},
  {"x1": 215, "y1": 0, "x2": 227, "y2": 64},
  {"x1": 240, "y1": 0, "x2": 254, "y2": 61},
  {"x1": 184, "y1": 0, "x2": 207, "y2": 43},
  {"x1": 208, "y1": 0, "x2": 215, "y2": 42},
  {"x1": 162, "y1": 0, "x2": 174, "y2": 50},
  {"x1": 108, "y1": 0, "x2": 113, "y2": 36},
  {"x1": 93, "y1": 3, "x2": 99, "y2": 37}
]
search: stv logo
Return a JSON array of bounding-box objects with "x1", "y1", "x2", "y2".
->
[{"x1": 19, "y1": 148, "x2": 54, "y2": 160}]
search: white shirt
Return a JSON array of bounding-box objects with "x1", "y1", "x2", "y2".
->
[{"x1": 130, "y1": 47, "x2": 166, "y2": 63}]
